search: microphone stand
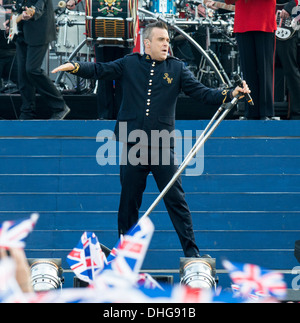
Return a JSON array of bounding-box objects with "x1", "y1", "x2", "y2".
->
[{"x1": 137, "y1": 92, "x2": 242, "y2": 224}]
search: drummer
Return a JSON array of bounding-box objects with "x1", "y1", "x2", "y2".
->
[{"x1": 52, "y1": 21, "x2": 250, "y2": 259}]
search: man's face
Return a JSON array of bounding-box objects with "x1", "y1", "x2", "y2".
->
[{"x1": 144, "y1": 27, "x2": 170, "y2": 61}]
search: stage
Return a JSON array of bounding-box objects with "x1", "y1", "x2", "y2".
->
[
  {"x1": 0, "y1": 92, "x2": 290, "y2": 121},
  {"x1": 0, "y1": 118, "x2": 299, "y2": 295}
]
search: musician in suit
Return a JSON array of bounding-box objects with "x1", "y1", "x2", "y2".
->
[
  {"x1": 0, "y1": 0, "x2": 18, "y2": 91},
  {"x1": 224, "y1": 0, "x2": 277, "y2": 120},
  {"x1": 276, "y1": 0, "x2": 300, "y2": 120},
  {"x1": 52, "y1": 21, "x2": 250, "y2": 258},
  {"x1": 15, "y1": 0, "x2": 70, "y2": 119}
]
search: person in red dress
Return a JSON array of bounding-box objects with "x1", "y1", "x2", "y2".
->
[
  {"x1": 224, "y1": 0, "x2": 277, "y2": 120},
  {"x1": 276, "y1": 0, "x2": 300, "y2": 120}
]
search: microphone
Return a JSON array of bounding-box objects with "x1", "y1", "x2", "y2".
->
[{"x1": 233, "y1": 74, "x2": 254, "y2": 106}]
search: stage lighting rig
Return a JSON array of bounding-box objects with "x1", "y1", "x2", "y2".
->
[
  {"x1": 28, "y1": 258, "x2": 64, "y2": 292},
  {"x1": 180, "y1": 257, "x2": 217, "y2": 289}
]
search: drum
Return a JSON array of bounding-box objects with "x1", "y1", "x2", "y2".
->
[
  {"x1": 56, "y1": 11, "x2": 89, "y2": 55},
  {"x1": 148, "y1": 0, "x2": 176, "y2": 16},
  {"x1": 85, "y1": 0, "x2": 138, "y2": 47}
]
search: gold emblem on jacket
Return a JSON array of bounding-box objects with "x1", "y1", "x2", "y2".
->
[{"x1": 163, "y1": 73, "x2": 173, "y2": 84}]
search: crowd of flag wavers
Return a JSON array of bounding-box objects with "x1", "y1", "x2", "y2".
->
[{"x1": 0, "y1": 213, "x2": 288, "y2": 303}]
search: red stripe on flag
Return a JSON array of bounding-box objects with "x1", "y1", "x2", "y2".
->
[{"x1": 121, "y1": 240, "x2": 143, "y2": 253}]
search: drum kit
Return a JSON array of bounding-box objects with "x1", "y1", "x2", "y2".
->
[{"x1": 53, "y1": 0, "x2": 239, "y2": 89}]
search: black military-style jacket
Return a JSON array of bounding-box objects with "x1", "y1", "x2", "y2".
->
[{"x1": 72, "y1": 53, "x2": 232, "y2": 147}]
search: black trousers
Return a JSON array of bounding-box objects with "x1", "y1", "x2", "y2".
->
[
  {"x1": 276, "y1": 34, "x2": 300, "y2": 120},
  {"x1": 118, "y1": 144, "x2": 200, "y2": 258},
  {"x1": 236, "y1": 31, "x2": 275, "y2": 119},
  {"x1": 16, "y1": 38, "x2": 65, "y2": 118}
]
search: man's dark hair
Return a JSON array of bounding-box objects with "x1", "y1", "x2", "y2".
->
[{"x1": 143, "y1": 21, "x2": 169, "y2": 41}]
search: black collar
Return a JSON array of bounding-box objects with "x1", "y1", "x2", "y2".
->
[{"x1": 142, "y1": 54, "x2": 165, "y2": 64}]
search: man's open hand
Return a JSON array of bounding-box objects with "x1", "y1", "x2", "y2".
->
[{"x1": 51, "y1": 62, "x2": 75, "y2": 74}]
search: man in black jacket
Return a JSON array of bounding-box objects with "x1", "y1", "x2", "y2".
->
[
  {"x1": 276, "y1": 0, "x2": 300, "y2": 119},
  {"x1": 52, "y1": 21, "x2": 250, "y2": 258},
  {"x1": 0, "y1": 0, "x2": 18, "y2": 90},
  {"x1": 15, "y1": 0, "x2": 69, "y2": 119}
]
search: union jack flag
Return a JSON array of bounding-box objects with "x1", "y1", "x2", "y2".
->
[
  {"x1": 99, "y1": 217, "x2": 155, "y2": 286},
  {"x1": 106, "y1": 234, "x2": 123, "y2": 264},
  {"x1": 0, "y1": 213, "x2": 39, "y2": 249},
  {"x1": 25, "y1": 281, "x2": 212, "y2": 303},
  {"x1": 222, "y1": 260, "x2": 287, "y2": 299},
  {"x1": 137, "y1": 273, "x2": 164, "y2": 290},
  {"x1": 67, "y1": 232, "x2": 107, "y2": 284}
]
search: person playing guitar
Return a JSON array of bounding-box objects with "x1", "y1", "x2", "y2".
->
[
  {"x1": 14, "y1": 0, "x2": 70, "y2": 120},
  {"x1": 0, "y1": 0, "x2": 18, "y2": 91},
  {"x1": 7, "y1": 6, "x2": 35, "y2": 43},
  {"x1": 276, "y1": 0, "x2": 300, "y2": 120}
]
